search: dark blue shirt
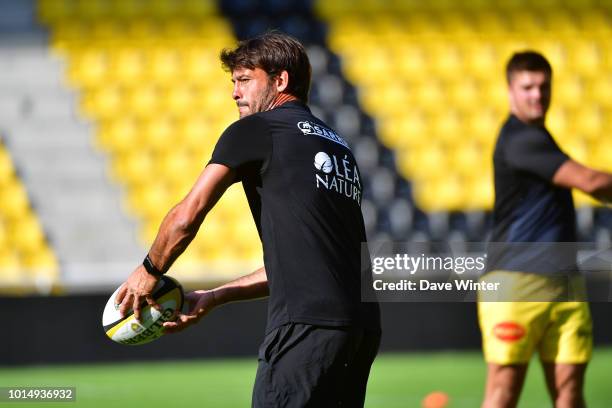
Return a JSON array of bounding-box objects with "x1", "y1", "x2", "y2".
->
[{"x1": 487, "y1": 114, "x2": 577, "y2": 274}]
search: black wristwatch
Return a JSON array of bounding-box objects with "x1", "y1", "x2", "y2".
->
[{"x1": 143, "y1": 254, "x2": 164, "y2": 277}]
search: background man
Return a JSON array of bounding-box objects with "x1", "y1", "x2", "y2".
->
[
  {"x1": 115, "y1": 32, "x2": 381, "y2": 407},
  {"x1": 479, "y1": 51, "x2": 612, "y2": 408}
]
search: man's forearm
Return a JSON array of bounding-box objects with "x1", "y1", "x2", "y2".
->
[
  {"x1": 212, "y1": 266, "x2": 269, "y2": 306},
  {"x1": 147, "y1": 201, "x2": 203, "y2": 273},
  {"x1": 553, "y1": 160, "x2": 612, "y2": 204},
  {"x1": 590, "y1": 173, "x2": 612, "y2": 203},
  {"x1": 143, "y1": 164, "x2": 236, "y2": 274}
]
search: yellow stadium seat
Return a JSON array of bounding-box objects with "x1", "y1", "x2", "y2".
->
[
  {"x1": 547, "y1": 107, "x2": 569, "y2": 137},
  {"x1": 21, "y1": 246, "x2": 59, "y2": 278},
  {"x1": 148, "y1": 0, "x2": 184, "y2": 18},
  {"x1": 160, "y1": 18, "x2": 197, "y2": 40},
  {"x1": 67, "y1": 48, "x2": 109, "y2": 88},
  {"x1": 147, "y1": 46, "x2": 181, "y2": 84},
  {"x1": 9, "y1": 216, "x2": 46, "y2": 254},
  {"x1": 585, "y1": 76, "x2": 612, "y2": 108},
  {"x1": 110, "y1": 0, "x2": 148, "y2": 19},
  {"x1": 127, "y1": 183, "x2": 170, "y2": 221},
  {"x1": 559, "y1": 138, "x2": 588, "y2": 163},
  {"x1": 570, "y1": 39, "x2": 599, "y2": 71},
  {"x1": 473, "y1": 11, "x2": 510, "y2": 34},
  {"x1": 73, "y1": 0, "x2": 111, "y2": 19},
  {"x1": 110, "y1": 151, "x2": 154, "y2": 187},
  {"x1": 178, "y1": 116, "x2": 215, "y2": 151},
  {"x1": 124, "y1": 18, "x2": 159, "y2": 42},
  {"x1": 81, "y1": 86, "x2": 123, "y2": 119},
  {"x1": 542, "y1": 10, "x2": 579, "y2": 36},
  {"x1": 38, "y1": 0, "x2": 73, "y2": 24},
  {"x1": 465, "y1": 174, "x2": 494, "y2": 210},
  {"x1": 430, "y1": 111, "x2": 463, "y2": 145},
  {"x1": 413, "y1": 175, "x2": 465, "y2": 212},
  {"x1": 183, "y1": 0, "x2": 217, "y2": 17},
  {"x1": 88, "y1": 19, "x2": 125, "y2": 44},
  {"x1": 183, "y1": 47, "x2": 220, "y2": 84},
  {"x1": 448, "y1": 79, "x2": 480, "y2": 111},
  {"x1": 576, "y1": 10, "x2": 612, "y2": 36},
  {"x1": 49, "y1": 21, "x2": 89, "y2": 54},
  {"x1": 125, "y1": 85, "x2": 161, "y2": 118},
  {"x1": 0, "y1": 149, "x2": 15, "y2": 185},
  {"x1": 429, "y1": 42, "x2": 465, "y2": 79},
  {"x1": 495, "y1": 0, "x2": 530, "y2": 12},
  {"x1": 589, "y1": 139, "x2": 612, "y2": 170},
  {"x1": 160, "y1": 150, "x2": 201, "y2": 187},
  {"x1": 0, "y1": 248, "x2": 22, "y2": 281},
  {"x1": 109, "y1": 47, "x2": 146, "y2": 84},
  {"x1": 394, "y1": 44, "x2": 428, "y2": 80},
  {"x1": 554, "y1": 75, "x2": 584, "y2": 109},
  {"x1": 194, "y1": 87, "x2": 235, "y2": 120},
  {"x1": 97, "y1": 117, "x2": 140, "y2": 154},
  {"x1": 377, "y1": 117, "x2": 422, "y2": 150},
  {"x1": 451, "y1": 143, "x2": 485, "y2": 177},
  {"x1": 162, "y1": 85, "x2": 196, "y2": 117},
  {"x1": 463, "y1": 46, "x2": 497, "y2": 79},
  {"x1": 0, "y1": 222, "x2": 7, "y2": 249},
  {"x1": 438, "y1": 11, "x2": 477, "y2": 36},
  {"x1": 570, "y1": 105, "x2": 603, "y2": 141},
  {"x1": 0, "y1": 181, "x2": 31, "y2": 220},
  {"x1": 141, "y1": 116, "x2": 176, "y2": 152},
  {"x1": 398, "y1": 144, "x2": 448, "y2": 180},
  {"x1": 412, "y1": 80, "x2": 445, "y2": 113}
]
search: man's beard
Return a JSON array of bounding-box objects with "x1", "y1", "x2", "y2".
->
[{"x1": 242, "y1": 81, "x2": 277, "y2": 118}]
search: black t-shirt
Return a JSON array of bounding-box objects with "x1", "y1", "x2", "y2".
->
[
  {"x1": 210, "y1": 101, "x2": 380, "y2": 332},
  {"x1": 487, "y1": 114, "x2": 577, "y2": 274}
]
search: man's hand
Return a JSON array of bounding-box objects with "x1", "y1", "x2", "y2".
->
[
  {"x1": 163, "y1": 290, "x2": 217, "y2": 334},
  {"x1": 115, "y1": 265, "x2": 161, "y2": 321}
]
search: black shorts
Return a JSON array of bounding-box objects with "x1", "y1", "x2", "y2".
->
[{"x1": 252, "y1": 323, "x2": 381, "y2": 408}]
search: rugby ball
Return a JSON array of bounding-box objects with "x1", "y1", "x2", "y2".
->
[{"x1": 102, "y1": 276, "x2": 184, "y2": 345}]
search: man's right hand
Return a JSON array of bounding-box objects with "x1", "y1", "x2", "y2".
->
[
  {"x1": 162, "y1": 290, "x2": 218, "y2": 334},
  {"x1": 115, "y1": 264, "x2": 161, "y2": 321}
]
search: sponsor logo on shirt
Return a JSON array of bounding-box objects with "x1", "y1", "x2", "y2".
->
[
  {"x1": 297, "y1": 121, "x2": 350, "y2": 149},
  {"x1": 313, "y1": 152, "x2": 361, "y2": 204}
]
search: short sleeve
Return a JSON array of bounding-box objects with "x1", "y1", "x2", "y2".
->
[
  {"x1": 504, "y1": 129, "x2": 569, "y2": 181},
  {"x1": 209, "y1": 114, "x2": 272, "y2": 179}
]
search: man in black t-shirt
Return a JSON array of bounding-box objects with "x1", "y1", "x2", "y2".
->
[
  {"x1": 115, "y1": 32, "x2": 381, "y2": 407},
  {"x1": 479, "y1": 51, "x2": 612, "y2": 408}
]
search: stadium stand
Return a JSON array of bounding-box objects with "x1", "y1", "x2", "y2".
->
[
  {"x1": 36, "y1": 0, "x2": 263, "y2": 282},
  {"x1": 218, "y1": 0, "x2": 428, "y2": 242},
  {"x1": 317, "y1": 0, "x2": 612, "y2": 241},
  {"x1": 0, "y1": 138, "x2": 58, "y2": 290},
  {"x1": 0, "y1": 0, "x2": 144, "y2": 292},
  {"x1": 2, "y1": 0, "x2": 609, "y2": 293},
  {"x1": 0, "y1": 0, "x2": 59, "y2": 292}
]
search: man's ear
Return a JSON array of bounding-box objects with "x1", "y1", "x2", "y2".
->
[{"x1": 275, "y1": 70, "x2": 289, "y2": 93}]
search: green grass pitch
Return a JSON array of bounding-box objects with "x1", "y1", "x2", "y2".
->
[{"x1": 1, "y1": 349, "x2": 610, "y2": 407}]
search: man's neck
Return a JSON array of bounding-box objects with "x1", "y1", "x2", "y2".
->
[
  {"x1": 269, "y1": 93, "x2": 298, "y2": 110},
  {"x1": 512, "y1": 111, "x2": 545, "y2": 127}
]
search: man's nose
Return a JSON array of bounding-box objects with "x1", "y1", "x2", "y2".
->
[
  {"x1": 532, "y1": 87, "x2": 542, "y2": 100},
  {"x1": 232, "y1": 83, "x2": 241, "y2": 100}
]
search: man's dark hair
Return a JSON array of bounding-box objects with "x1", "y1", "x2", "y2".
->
[
  {"x1": 220, "y1": 31, "x2": 311, "y2": 102},
  {"x1": 506, "y1": 51, "x2": 552, "y2": 84}
]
